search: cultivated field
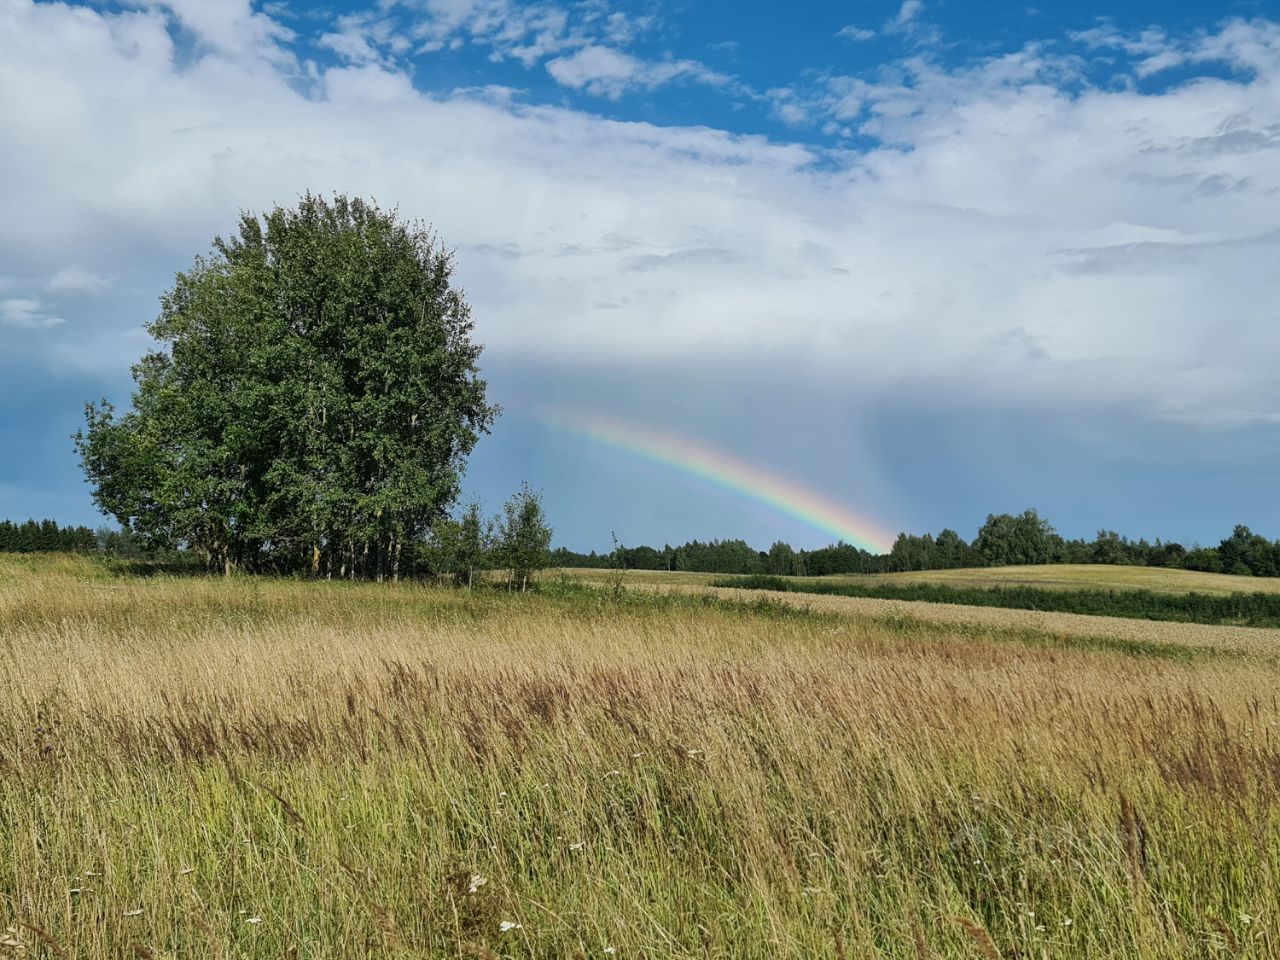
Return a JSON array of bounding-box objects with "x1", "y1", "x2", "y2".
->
[
  {"x1": 562, "y1": 563, "x2": 1280, "y2": 596},
  {"x1": 2, "y1": 555, "x2": 1278, "y2": 958}
]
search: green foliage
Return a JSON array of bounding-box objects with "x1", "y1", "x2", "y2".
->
[
  {"x1": 554, "y1": 512, "x2": 1280, "y2": 582},
  {"x1": 975, "y1": 509, "x2": 1061, "y2": 566},
  {"x1": 497, "y1": 482, "x2": 552, "y2": 590},
  {"x1": 715, "y1": 575, "x2": 1280, "y2": 627},
  {"x1": 765, "y1": 540, "x2": 804, "y2": 576},
  {"x1": 427, "y1": 500, "x2": 493, "y2": 587},
  {"x1": 0, "y1": 518, "x2": 96, "y2": 553},
  {"x1": 674, "y1": 539, "x2": 766, "y2": 574},
  {"x1": 74, "y1": 193, "x2": 498, "y2": 579}
]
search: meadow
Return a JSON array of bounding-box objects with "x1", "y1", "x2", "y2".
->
[
  {"x1": 712, "y1": 576, "x2": 1280, "y2": 628},
  {"x1": 2, "y1": 555, "x2": 1278, "y2": 958},
  {"x1": 560, "y1": 563, "x2": 1280, "y2": 596}
]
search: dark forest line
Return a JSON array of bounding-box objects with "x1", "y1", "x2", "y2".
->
[
  {"x1": 7, "y1": 508, "x2": 1280, "y2": 583},
  {"x1": 554, "y1": 509, "x2": 1280, "y2": 580}
]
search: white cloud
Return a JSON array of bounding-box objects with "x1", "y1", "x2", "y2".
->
[
  {"x1": 892, "y1": 1, "x2": 924, "y2": 28},
  {"x1": 398, "y1": 0, "x2": 577, "y2": 65},
  {"x1": 545, "y1": 45, "x2": 729, "y2": 98},
  {"x1": 330, "y1": 0, "x2": 670, "y2": 75},
  {"x1": 141, "y1": 0, "x2": 295, "y2": 65},
  {"x1": 314, "y1": 2, "x2": 734, "y2": 104},
  {"x1": 48, "y1": 266, "x2": 111, "y2": 293},
  {"x1": 2, "y1": 3, "x2": 1280, "y2": 428},
  {"x1": 1, "y1": 298, "x2": 64, "y2": 330},
  {"x1": 836, "y1": 25, "x2": 875, "y2": 43},
  {"x1": 884, "y1": 0, "x2": 940, "y2": 44},
  {"x1": 1073, "y1": 17, "x2": 1280, "y2": 79}
]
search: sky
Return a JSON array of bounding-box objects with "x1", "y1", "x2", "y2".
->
[{"x1": 2, "y1": 0, "x2": 1279, "y2": 552}]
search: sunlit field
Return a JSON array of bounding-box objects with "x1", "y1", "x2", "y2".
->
[
  {"x1": 3, "y1": 555, "x2": 1278, "y2": 958},
  {"x1": 561, "y1": 563, "x2": 1280, "y2": 596}
]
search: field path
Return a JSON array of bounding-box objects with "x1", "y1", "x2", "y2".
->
[{"x1": 635, "y1": 581, "x2": 1280, "y2": 657}]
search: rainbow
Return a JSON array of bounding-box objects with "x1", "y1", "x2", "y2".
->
[{"x1": 543, "y1": 411, "x2": 896, "y2": 554}]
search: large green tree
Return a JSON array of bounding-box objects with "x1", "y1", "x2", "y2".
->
[{"x1": 76, "y1": 194, "x2": 498, "y2": 579}]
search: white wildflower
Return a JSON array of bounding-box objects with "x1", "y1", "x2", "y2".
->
[
  {"x1": 468, "y1": 874, "x2": 487, "y2": 894},
  {"x1": 246, "y1": 917, "x2": 262, "y2": 925},
  {"x1": 1061, "y1": 918, "x2": 1073, "y2": 927},
  {"x1": 1241, "y1": 913, "x2": 1254, "y2": 925},
  {"x1": 604, "y1": 948, "x2": 616, "y2": 955},
  {"x1": 499, "y1": 920, "x2": 522, "y2": 933},
  {"x1": 569, "y1": 842, "x2": 585, "y2": 851}
]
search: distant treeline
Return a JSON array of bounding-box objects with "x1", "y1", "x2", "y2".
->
[
  {"x1": 554, "y1": 510, "x2": 1280, "y2": 579},
  {"x1": 13, "y1": 509, "x2": 1280, "y2": 583},
  {"x1": 713, "y1": 575, "x2": 1280, "y2": 630},
  {"x1": 0, "y1": 518, "x2": 125, "y2": 554}
]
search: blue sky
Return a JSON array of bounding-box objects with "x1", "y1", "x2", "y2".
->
[{"x1": 2, "y1": 0, "x2": 1280, "y2": 551}]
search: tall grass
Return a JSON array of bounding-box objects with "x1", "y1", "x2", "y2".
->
[{"x1": 1, "y1": 556, "x2": 1277, "y2": 957}]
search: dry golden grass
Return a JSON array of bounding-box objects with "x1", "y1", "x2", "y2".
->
[{"x1": 1, "y1": 555, "x2": 1278, "y2": 958}]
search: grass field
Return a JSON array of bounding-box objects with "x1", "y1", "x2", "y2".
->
[
  {"x1": 561, "y1": 563, "x2": 1280, "y2": 596},
  {"x1": 712, "y1": 575, "x2": 1280, "y2": 629},
  {"x1": 3, "y1": 555, "x2": 1279, "y2": 958}
]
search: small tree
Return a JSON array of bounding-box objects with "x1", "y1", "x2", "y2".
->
[
  {"x1": 497, "y1": 482, "x2": 552, "y2": 591},
  {"x1": 454, "y1": 501, "x2": 490, "y2": 589},
  {"x1": 428, "y1": 501, "x2": 491, "y2": 587}
]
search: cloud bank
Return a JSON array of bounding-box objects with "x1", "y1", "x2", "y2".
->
[{"x1": 1, "y1": 0, "x2": 1278, "y2": 442}]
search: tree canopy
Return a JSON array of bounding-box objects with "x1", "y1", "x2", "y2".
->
[{"x1": 76, "y1": 194, "x2": 498, "y2": 579}]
